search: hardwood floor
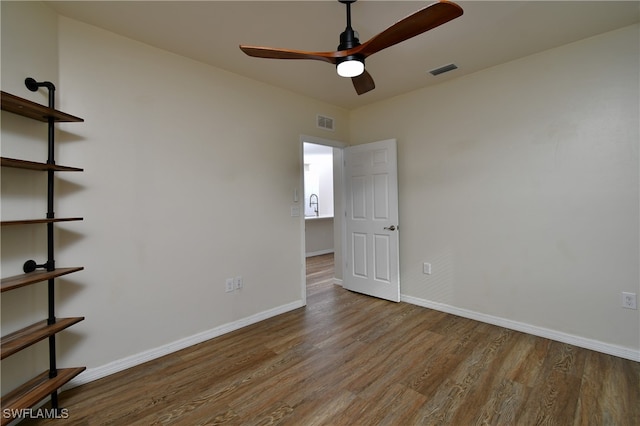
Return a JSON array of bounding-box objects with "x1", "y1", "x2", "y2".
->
[{"x1": 23, "y1": 253, "x2": 639, "y2": 425}]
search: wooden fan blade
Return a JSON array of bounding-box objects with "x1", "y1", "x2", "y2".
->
[
  {"x1": 239, "y1": 45, "x2": 338, "y2": 64},
  {"x1": 356, "y1": 1, "x2": 463, "y2": 58},
  {"x1": 352, "y1": 70, "x2": 375, "y2": 95}
]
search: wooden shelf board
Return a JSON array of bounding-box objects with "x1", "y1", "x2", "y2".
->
[
  {"x1": 1, "y1": 217, "x2": 83, "y2": 226},
  {"x1": 1, "y1": 267, "x2": 84, "y2": 293},
  {"x1": 1, "y1": 91, "x2": 83, "y2": 123},
  {"x1": 1, "y1": 317, "x2": 85, "y2": 360},
  {"x1": 1, "y1": 157, "x2": 83, "y2": 172},
  {"x1": 0, "y1": 367, "x2": 86, "y2": 425}
]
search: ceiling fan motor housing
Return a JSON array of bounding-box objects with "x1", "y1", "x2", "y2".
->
[
  {"x1": 338, "y1": 28, "x2": 359, "y2": 50},
  {"x1": 337, "y1": 29, "x2": 364, "y2": 69},
  {"x1": 337, "y1": 0, "x2": 364, "y2": 72}
]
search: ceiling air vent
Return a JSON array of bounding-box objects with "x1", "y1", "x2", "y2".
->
[
  {"x1": 429, "y1": 63, "x2": 458, "y2": 76},
  {"x1": 317, "y1": 115, "x2": 335, "y2": 131}
]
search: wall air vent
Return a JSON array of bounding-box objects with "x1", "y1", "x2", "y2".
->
[
  {"x1": 317, "y1": 115, "x2": 335, "y2": 131},
  {"x1": 429, "y1": 63, "x2": 458, "y2": 76}
]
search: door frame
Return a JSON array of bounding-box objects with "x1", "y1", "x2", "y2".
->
[{"x1": 299, "y1": 134, "x2": 346, "y2": 305}]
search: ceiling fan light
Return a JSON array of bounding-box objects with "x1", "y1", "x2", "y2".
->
[{"x1": 337, "y1": 59, "x2": 364, "y2": 78}]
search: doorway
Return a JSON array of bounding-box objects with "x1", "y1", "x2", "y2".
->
[
  {"x1": 304, "y1": 142, "x2": 334, "y2": 256},
  {"x1": 305, "y1": 253, "x2": 336, "y2": 298},
  {"x1": 300, "y1": 135, "x2": 345, "y2": 302}
]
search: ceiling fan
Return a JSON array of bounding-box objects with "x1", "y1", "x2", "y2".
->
[{"x1": 239, "y1": 0, "x2": 463, "y2": 95}]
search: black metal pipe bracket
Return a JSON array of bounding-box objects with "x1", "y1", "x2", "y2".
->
[
  {"x1": 23, "y1": 259, "x2": 54, "y2": 273},
  {"x1": 25, "y1": 77, "x2": 56, "y2": 108}
]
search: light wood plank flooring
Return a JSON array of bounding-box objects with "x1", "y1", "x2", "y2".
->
[{"x1": 23, "y1": 254, "x2": 639, "y2": 425}]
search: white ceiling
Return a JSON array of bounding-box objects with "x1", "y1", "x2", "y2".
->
[{"x1": 48, "y1": 1, "x2": 639, "y2": 110}]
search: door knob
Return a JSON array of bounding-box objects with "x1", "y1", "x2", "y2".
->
[{"x1": 384, "y1": 225, "x2": 396, "y2": 231}]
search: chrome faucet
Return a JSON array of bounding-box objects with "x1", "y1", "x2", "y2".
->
[{"x1": 309, "y1": 194, "x2": 319, "y2": 217}]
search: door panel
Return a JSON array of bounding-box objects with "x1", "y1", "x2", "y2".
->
[
  {"x1": 351, "y1": 176, "x2": 367, "y2": 219},
  {"x1": 373, "y1": 174, "x2": 389, "y2": 219},
  {"x1": 374, "y1": 234, "x2": 390, "y2": 282},
  {"x1": 352, "y1": 233, "x2": 367, "y2": 278},
  {"x1": 344, "y1": 139, "x2": 400, "y2": 302}
]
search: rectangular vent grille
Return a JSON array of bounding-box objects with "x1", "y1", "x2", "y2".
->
[
  {"x1": 429, "y1": 63, "x2": 458, "y2": 76},
  {"x1": 317, "y1": 115, "x2": 335, "y2": 131}
]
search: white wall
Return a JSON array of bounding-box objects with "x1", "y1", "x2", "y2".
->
[
  {"x1": 305, "y1": 218, "x2": 334, "y2": 256},
  {"x1": 1, "y1": 3, "x2": 349, "y2": 394},
  {"x1": 0, "y1": 2, "x2": 58, "y2": 98},
  {"x1": 350, "y1": 24, "x2": 640, "y2": 358}
]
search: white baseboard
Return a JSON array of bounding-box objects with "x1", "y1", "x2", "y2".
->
[
  {"x1": 305, "y1": 249, "x2": 334, "y2": 257},
  {"x1": 66, "y1": 299, "x2": 305, "y2": 389},
  {"x1": 401, "y1": 294, "x2": 640, "y2": 362},
  {"x1": 333, "y1": 278, "x2": 343, "y2": 286},
  {"x1": 66, "y1": 293, "x2": 638, "y2": 391}
]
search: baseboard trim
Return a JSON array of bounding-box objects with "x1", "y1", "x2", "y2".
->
[
  {"x1": 401, "y1": 294, "x2": 640, "y2": 362},
  {"x1": 333, "y1": 278, "x2": 343, "y2": 287},
  {"x1": 305, "y1": 249, "x2": 334, "y2": 258},
  {"x1": 66, "y1": 299, "x2": 305, "y2": 389},
  {"x1": 66, "y1": 293, "x2": 638, "y2": 391}
]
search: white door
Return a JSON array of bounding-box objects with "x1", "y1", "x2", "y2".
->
[{"x1": 343, "y1": 139, "x2": 400, "y2": 302}]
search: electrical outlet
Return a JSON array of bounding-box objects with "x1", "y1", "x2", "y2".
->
[
  {"x1": 622, "y1": 292, "x2": 637, "y2": 310},
  {"x1": 234, "y1": 276, "x2": 243, "y2": 290},
  {"x1": 225, "y1": 278, "x2": 234, "y2": 293}
]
